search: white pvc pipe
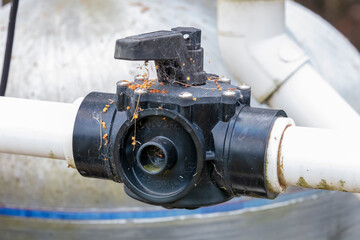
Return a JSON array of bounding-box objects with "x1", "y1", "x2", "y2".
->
[
  {"x1": 217, "y1": 0, "x2": 360, "y2": 130},
  {"x1": 266, "y1": 117, "x2": 295, "y2": 194},
  {"x1": 0, "y1": 97, "x2": 83, "y2": 167},
  {"x1": 268, "y1": 63, "x2": 360, "y2": 129},
  {"x1": 218, "y1": 0, "x2": 297, "y2": 103},
  {"x1": 267, "y1": 118, "x2": 360, "y2": 193}
]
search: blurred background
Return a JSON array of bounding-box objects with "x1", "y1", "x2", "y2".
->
[
  {"x1": 3, "y1": 0, "x2": 360, "y2": 51},
  {"x1": 295, "y1": 0, "x2": 360, "y2": 51}
]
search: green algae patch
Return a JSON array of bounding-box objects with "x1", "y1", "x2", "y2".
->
[
  {"x1": 316, "y1": 179, "x2": 337, "y2": 191},
  {"x1": 297, "y1": 178, "x2": 348, "y2": 192},
  {"x1": 49, "y1": 151, "x2": 55, "y2": 159},
  {"x1": 339, "y1": 180, "x2": 346, "y2": 188},
  {"x1": 143, "y1": 164, "x2": 162, "y2": 173},
  {"x1": 297, "y1": 177, "x2": 312, "y2": 188}
]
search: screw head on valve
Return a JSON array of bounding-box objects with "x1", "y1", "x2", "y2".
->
[
  {"x1": 222, "y1": 90, "x2": 236, "y2": 97},
  {"x1": 134, "y1": 88, "x2": 148, "y2": 95},
  {"x1": 239, "y1": 84, "x2": 251, "y2": 90},
  {"x1": 218, "y1": 77, "x2": 231, "y2": 83},
  {"x1": 179, "y1": 92, "x2": 193, "y2": 99}
]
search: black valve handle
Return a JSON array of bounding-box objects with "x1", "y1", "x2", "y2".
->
[{"x1": 114, "y1": 27, "x2": 207, "y2": 85}]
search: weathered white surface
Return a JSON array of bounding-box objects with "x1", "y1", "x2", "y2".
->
[
  {"x1": 286, "y1": 1, "x2": 360, "y2": 114},
  {"x1": 0, "y1": 0, "x2": 228, "y2": 102},
  {"x1": 280, "y1": 126, "x2": 360, "y2": 193},
  {"x1": 267, "y1": 118, "x2": 360, "y2": 194},
  {"x1": 218, "y1": 0, "x2": 360, "y2": 129},
  {"x1": 266, "y1": 117, "x2": 295, "y2": 194},
  {"x1": 268, "y1": 63, "x2": 360, "y2": 129},
  {"x1": 218, "y1": 0, "x2": 308, "y2": 102},
  {"x1": 0, "y1": 0, "x2": 234, "y2": 209},
  {"x1": 0, "y1": 97, "x2": 82, "y2": 166}
]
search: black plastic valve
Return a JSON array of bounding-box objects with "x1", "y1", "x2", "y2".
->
[
  {"x1": 72, "y1": 27, "x2": 287, "y2": 209},
  {"x1": 115, "y1": 27, "x2": 206, "y2": 85}
]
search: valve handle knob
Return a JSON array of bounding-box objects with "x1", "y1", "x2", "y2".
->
[{"x1": 114, "y1": 27, "x2": 206, "y2": 85}]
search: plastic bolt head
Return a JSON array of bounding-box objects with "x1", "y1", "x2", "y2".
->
[
  {"x1": 222, "y1": 90, "x2": 236, "y2": 97},
  {"x1": 179, "y1": 92, "x2": 193, "y2": 99}
]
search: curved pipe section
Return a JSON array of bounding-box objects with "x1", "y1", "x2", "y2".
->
[{"x1": 217, "y1": 0, "x2": 360, "y2": 129}]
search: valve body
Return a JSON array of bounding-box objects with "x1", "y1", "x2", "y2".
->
[{"x1": 72, "y1": 27, "x2": 286, "y2": 208}]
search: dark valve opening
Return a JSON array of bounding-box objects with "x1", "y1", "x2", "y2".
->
[{"x1": 137, "y1": 137, "x2": 177, "y2": 175}]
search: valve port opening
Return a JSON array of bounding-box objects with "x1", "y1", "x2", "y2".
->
[{"x1": 139, "y1": 144, "x2": 166, "y2": 174}]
